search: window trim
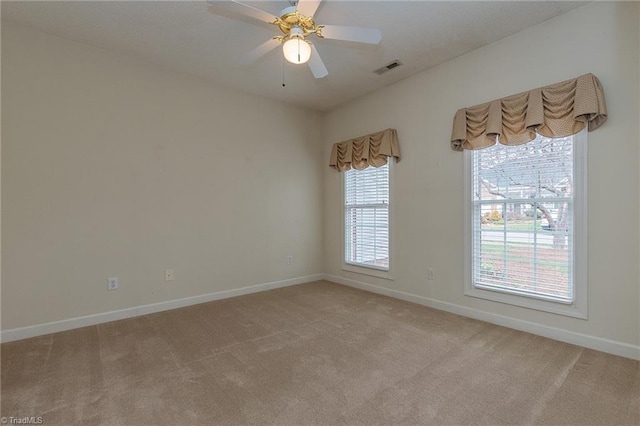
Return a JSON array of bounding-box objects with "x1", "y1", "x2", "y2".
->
[
  {"x1": 341, "y1": 161, "x2": 395, "y2": 281},
  {"x1": 463, "y1": 130, "x2": 588, "y2": 319}
]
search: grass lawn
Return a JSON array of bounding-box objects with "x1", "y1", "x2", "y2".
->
[
  {"x1": 481, "y1": 219, "x2": 542, "y2": 231},
  {"x1": 478, "y1": 241, "x2": 570, "y2": 299}
]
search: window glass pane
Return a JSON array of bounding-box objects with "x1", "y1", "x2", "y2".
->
[{"x1": 472, "y1": 135, "x2": 574, "y2": 303}]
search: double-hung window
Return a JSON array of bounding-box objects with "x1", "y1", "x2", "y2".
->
[
  {"x1": 344, "y1": 162, "x2": 390, "y2": 273},
  {"x1": 465, "y1": 131, "x2": 587, "y2": 318}
]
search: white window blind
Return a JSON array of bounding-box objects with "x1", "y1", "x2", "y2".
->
[
  {"x1": 471, "y1": 134, "x2": 576, "y2": 303},
  {"x1": 344, "y1": 163, "x2": 389, "y2": 270}
]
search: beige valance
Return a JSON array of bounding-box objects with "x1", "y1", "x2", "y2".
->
[
  {"x1": 451, "y1": 73, "x2": 607, "y2": 151},
  {"x1": 329, "y1": 128, "x2": 400, "y2": 171}
]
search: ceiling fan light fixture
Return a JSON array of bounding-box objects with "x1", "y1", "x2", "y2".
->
[
  {"x1": 282, "y1": 25, "x2": 311, "y2": 64},
  {"x1": 282, "y1": 36, "x2": 311, "y2": 64}
]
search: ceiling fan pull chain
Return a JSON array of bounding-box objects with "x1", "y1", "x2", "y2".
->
[{"x1": 282, "y1": 55, "x2": 286, "y2": 87}]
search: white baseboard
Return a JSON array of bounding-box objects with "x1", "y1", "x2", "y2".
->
[
  {"x1": 323, "y1": 273, "x2": 640, "y2": 361},
  {"x1": 4, "y1": 272, "x2": 639, "y2": 361},
  {"x1": 1, "y1": 274, "x2": 324, "y2": 343}
]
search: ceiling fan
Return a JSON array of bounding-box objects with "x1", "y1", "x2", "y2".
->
[{"x1": 208, "y1": 0, "x2": 382, "y2": 79}]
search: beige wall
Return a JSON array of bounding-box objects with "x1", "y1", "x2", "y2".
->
[
  {"x1": 1, "y1": 21, "x2": 323, "y2": 330},
  {"x1": 323, "y1": 2, "x2": 640, "y2": 346},
  {"x1": 637, "y1": 1, "x2": 640, "y2": 350}
]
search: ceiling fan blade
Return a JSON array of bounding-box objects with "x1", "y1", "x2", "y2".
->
[
  {"x1": 241, "y1": 38, "x2": 281, "y2": 65},
  {"x1": 296, "y1": 0, "x2": 323, "y2": 18},
  {"x1": 319, "y1": 25, "x2": 382, "y2": 44},
  {"x1": 208, "y1": 0, "x2": 278, "y2": 25},
  {"x1": 308, "y1": 44, "x2": 328, "y2": 79}
]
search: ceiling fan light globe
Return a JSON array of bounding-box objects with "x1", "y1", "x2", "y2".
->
[{"x1": 282, "y1": 37, "x2": 311, "y2": 64}]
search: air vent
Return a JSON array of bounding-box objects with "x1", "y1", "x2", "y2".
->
[{"x1": 373, "y1": 60, "x2": 403, "y2": 75}]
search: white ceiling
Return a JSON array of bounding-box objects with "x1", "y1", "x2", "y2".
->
[{"x1": 2, "y1": 1, "x2": 587, "y2": 111}]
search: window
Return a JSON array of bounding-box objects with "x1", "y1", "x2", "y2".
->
[
  {"x1": 465, "y1": 131, "x2": 587, "y2": 318},
  {"x1": 344, "y1": 162, "x2": 390, "y2": 273}
]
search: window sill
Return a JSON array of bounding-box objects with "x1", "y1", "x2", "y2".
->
[
  {"x1": 465, "y1": 285, "x2": 587, "y2": 319},
  {"x1": 342, "y1": 263, "x2": 394, "y2": 281}
]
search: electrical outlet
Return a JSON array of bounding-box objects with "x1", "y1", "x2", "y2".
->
[
  {"x1": 427, "y1": 268, "x2": 436, "y2": 280},
  {"x1": 108, "y1": 277, "x2": 119, "y2": 290},
  {"x1": 165, "y1": 269, "x2": 175, "y2": 281},
  {"x1": 286, "y1": 255, "x2": 294, "y2": 265}
]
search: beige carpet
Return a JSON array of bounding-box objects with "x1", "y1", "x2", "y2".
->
[{"x1": 2, "y1": 281, "x2": 639, "y2": 425}]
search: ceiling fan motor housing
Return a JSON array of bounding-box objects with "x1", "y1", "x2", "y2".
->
[{"x1": 277, "y1": 6, "x2": 317, "y2": 37}]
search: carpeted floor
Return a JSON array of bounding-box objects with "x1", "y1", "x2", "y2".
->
[{"x1": 2, "y1": 280, "x2": 639, "y2": 425}]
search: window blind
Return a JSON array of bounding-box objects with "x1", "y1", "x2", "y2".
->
[
  {"x1": 344, "y1": 162, "x2": 389, "y2": 270},
  {"x1": 471, "y1": 135, "x2": 575, "y2": 302}
]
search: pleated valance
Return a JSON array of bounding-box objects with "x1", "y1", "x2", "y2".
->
[
  {"x1": 450, "y1": 73, "x2": 607, "y2": 151},
  {"x1": 329, "y1": 128, "x2": 400, "y2": 171}
]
